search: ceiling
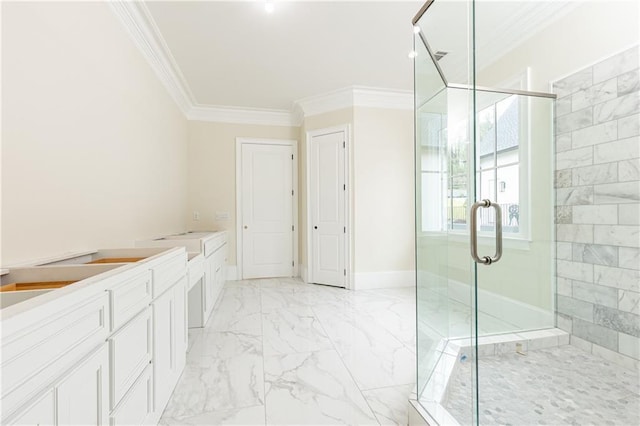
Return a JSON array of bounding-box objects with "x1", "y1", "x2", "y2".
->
[{"x1": 144, "y1": 1, "x2": 422, "y2": 111}]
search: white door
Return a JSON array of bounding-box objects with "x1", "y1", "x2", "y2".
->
[
  {"x1": 241, "y1": 143, "x2": 294, "y2": 279},
  {"x1": 310, "y1": 131, "x2": 346, "y2": 287}
]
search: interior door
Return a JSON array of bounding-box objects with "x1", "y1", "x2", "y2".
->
[
  {"x1": 310, "y1": 131, "x2": 346, "y2": 287},
  {"x1": 241, "y1": 143, "x2": 294, "y2": 279}
]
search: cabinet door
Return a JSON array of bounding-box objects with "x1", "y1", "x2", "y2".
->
[
  {"x1": 56, "y1": 344, "x2": 109, "y2": 425},
  {"x1": 8, "y1": 390, "x2": 55, "y2": 426},
  {"x1": 202, "y1": 256, "x2": 216, "y2": 323},
  {"x1": 173, "y1": 278, "x2": 187, "y2": 372},
  {"x1": 152, "y1": 289, "x2": 174, "y2": 416}
]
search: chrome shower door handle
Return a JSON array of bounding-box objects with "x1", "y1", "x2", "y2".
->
[{"x1": 470, "y1": 199, "x2": 503, "y2": 265}]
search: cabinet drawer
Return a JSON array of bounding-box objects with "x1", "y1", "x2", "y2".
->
[
  {"x1": 152, "y1": 254, "x2": 186, "y2": 298},
  {"x1": 188, "y1": 256, "x2": 204, "y2": 291},
  {"x1": 110, "y1": 365, "x2": 153, "y2": 426},
  {"x1": 1, "y1": 293, "x2": 109, "y2": 420},
  {"x1": 109, "y1": 308, "x2": 152, "y2": 409},
  {"x1": 109, "y1": 270, "x2": 152, "y2": 331},
  {"x1": 203, "y1": 233, "x2": 226, "y2": 257}
]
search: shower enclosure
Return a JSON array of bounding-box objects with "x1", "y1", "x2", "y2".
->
[{"x1": 414, "y1": 0, "x2": 557, "y2": 424}]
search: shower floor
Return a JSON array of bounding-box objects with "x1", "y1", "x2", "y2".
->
[{"x1": 444, "y1": 344, "x2": 640, "y2": 426}]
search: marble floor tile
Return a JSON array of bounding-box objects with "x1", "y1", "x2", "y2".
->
[
  {"x1": 160, "y1": 405, "x2": 265, "y2": 425},
  {"x1": 362, "y1": 384, "x2": 415, "y2": 425},
  {"x1": 264, "y1": 350, "x2": 378, "y2": 425},
  {"x1": 262, "y1": 308, "x2": 334, "y2": 356},
  {"x1": 187, "y1": 331, "x2": 262, "y2": 364},
  {"x1": 208, "y1": 288, "x2": 262, "y2": 335}
]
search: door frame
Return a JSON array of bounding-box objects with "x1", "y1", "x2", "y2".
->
[
  {"x1": 235, "y1": 137, "x2": 298, "y2": 280},
  {"x1": 305, "y1": 124, "x2": 352, "y2": 289}
]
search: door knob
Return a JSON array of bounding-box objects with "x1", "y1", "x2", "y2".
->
[
  {"x1": 314, "y1": 226, "x2": 318, "y2": 229},
  {"x1": 244, "y1": 225, "x2": 248, "y2": 229}
]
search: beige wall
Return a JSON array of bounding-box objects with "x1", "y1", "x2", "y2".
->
[
  {"x1": 186, "y1": 121, "x2": 299, "y2": 267},
  {"x1": 478, "y1": 0, "x2": 640, "y2": 91},
  {"x1": 353, "y1": 107, "x2": 415, "y2": 273},
  {"x1": 1, "y1": 2, "x2": 189, "y2": 265}
]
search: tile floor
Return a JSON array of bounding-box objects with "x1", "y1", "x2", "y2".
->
[
  {"x1": 160, "y1": 278, "x2": 417, "y2": 425},
  {"x1": 444, "y1": 344, "x2": 640, "y2": 426}
]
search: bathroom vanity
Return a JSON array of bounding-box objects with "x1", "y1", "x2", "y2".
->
[
  {"x1": 0, "y1": 247, "x2": 188, "y2": 425},
  {"x1": 136, "y1": 231, "x2": 227, "y2": 328}
]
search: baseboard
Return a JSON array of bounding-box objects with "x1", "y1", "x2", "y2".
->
[
  {"x1": 352, "y1": 270, "x2": 416, "y2": 290},
  {"x1": 225, "y1": 265, "x2": 238, "y2": 281}
]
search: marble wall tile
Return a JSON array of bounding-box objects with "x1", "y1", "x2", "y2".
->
[
  {"x1": 619, "y1": 158, "x2": 640, "y2": 182},
  {"x1": 593, "y1": 182, "x2": 640, "y2": 204},
  {"x1": 556, "y1": 132, "x2": 572, "y2": 152},
  {"x1": 555, "y1": 169, "x2": 572, "y2": 188},
  {"x1": 557, "y1": 277, "x2": 572, "y2": 296},
  {"x1": 572, "y1": 281, "x2": 619, "y2": 308},
  {"x1": 618, "y1": 113, "x2": 640, "y2": 138},
  {"x1": 572, "y1": 163, "x2": 618, "y2": 186},
  {"x1": 569, "y1": 334, "x2": 593, "y2": 352},
  {"x1": 619, "y1": 247, "x2": 640, "y2": 270},
  {"x1": 618, "y1": 289, "x2": 640, "y2": 315},
  {"x1": 618, "y1": 69, "x2": 640, "y2": 96},
  {"x1": 572, "y1": 243, "x2": 618, "y2": 266},
  {"x1": 618, "y1": 332, "x2": 640, "y2": 360},
  {"x1": 362, "y1": 384, "x2": 414, "y2": 426},
  {"x1": 594, "y1": 305, "x2": 640, "y2": 337},
  {"x1": 556, "y1": 108, "x2": 594, "y2": 134},
  {"x1": 593, "y1": 46, "x2": 640, "y2": 84},
  {"x1": 591, "y1": 341, "x2": 640, "y2": 372},
  {"x1": 619, "y1": 204, "x2": 640, "y2": 225},
  {"x1": 557, "y1": 295, "x2": 594, "y2": 322},
  {"x1": 554, "y1": 68, "x2": 593, "y2": 98},
  {"x1": 555, "y1": 206, "x2": 573, "y2": 224},
  {"x1": 557, "y1": 242, "x2": 573, "y2": 260},
  {"x1": 556, "y1": 186, "x2": 594, "y2": 206},
  {"x1": 556, "y1": 146, "x2": 593, "y2": 170},
  {"x1": 572, "y1": 120, "x2": 618, "y2": 148},
  {"x1": 594, "y1": 91, "x2": 640, "y2": 124},
  {"x1": 594, "y1": 265, "x2": 640, "y2": 292},
  {"x1": 555, "y1": 96, "x2": 572, "y2": 117},
  {"x1": 593, "y1": 136, "x2": 640, "y2": 164},
  {"x1": 594, "y1": 225, "x2": 640, "y2": 247},
  {"x1": 572, "y1": 205, "x2": 618, "y2": 225},
  {"x1": 572, "y1": 317, "x2": 618, "y2": 351},
  {"x1": 556, "y1": 313, "x2": 573, "y2": 333},
  {"x1": 556, "y1": 224, "x2": 594, "y2": 244},
  {"x1": 572, "y1": 78, "x2": 618, "y2": 111}
]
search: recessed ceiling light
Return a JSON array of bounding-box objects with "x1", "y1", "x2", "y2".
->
[
  {"x1": 413, "y1": 25, "x2": 421, "y2": 34},
  {"x1": 265, "y1": 1, "x2": 274, "y2": 13},
  {"x1": 408, "y1": 51, "x2": 418, "y2": 59}
]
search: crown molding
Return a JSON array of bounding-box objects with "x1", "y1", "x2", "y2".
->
[
  {"x1": 108, "y1": 1, "x2": 195, "y2": 115},
  {"x1": 110, "y1": 2, "x2": 412, "y2": 127},
  {"x1": 188, "y1": 105, "x2": 299, "y2": 127},
  {"x1": 294, "y1": 86, "x2": 413, "y2": 118}
]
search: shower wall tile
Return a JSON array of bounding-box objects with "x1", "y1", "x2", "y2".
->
[
  {"x1": 618, "y1": 247, "x2": 640, "y2": 270},
  {"x1": 618, "y1": 289, "x2": 640, "y2": 315},
  {"x1": 618, "y1": 332, "x2": 640, "y2": 359},
  {"x1": 572, "y1": 78, "x2": 617, "y2": 111},
  {"x1": 572, "y1": 162, "x2": 618, "y2": 186},
  {"x1": 572, "y1": 205, "x2": 618, "y2": 224},
  {"x1": 618, "y1": 158, "x2": 640, "y2": 182},
  {"x1": 556, "y1": 108, "x2": 593, "y2": 134},
  {"x1": 618, "y1": 69, "x2": 640, "y2": 96},
  {"x1": 594, "y1": 225, "x2": 640, "y2": 247},
  {"x1": 593, "y1": 265, "x2": 640, "y2": 291},
  {"x1": 619, "y1": 204, "x2": 640, "y2": 225},
  {"x1": 593, "y1": 91, "x2": 640, "y2": 124},
  {"x1": 572, "y1": 120, "x2": 617, "y2": 148},
  {"x1": 556, "y1": 146, "x2": 593, "y2": 169},
  {"x1": 572, "y1": 243, "x2": 618, "y2": 266},
  {"x1": 618, "y1": 113, "x2": 640, "y2": 138},
  {"x1": 572, "y1": 281, "x2": 618, "y2": 309},
  {"x1": 556, "y1": 186, "x2": 593, "y2": 205},
  {"x1": 593, "y1": 181, "x2": 640, "y2": 204},
  {"x1": 572, "y1": 318, "x2": 618, "y2": 351},
  {"x1": 594, "y1": 305, "x2": 640, "y2": 337},
  {"x1": 554, "y1": 47, "x2": 640, "y2": 361},
  {"x1": 593, "y1": 136, "x2": 640, "y2": 163}
]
